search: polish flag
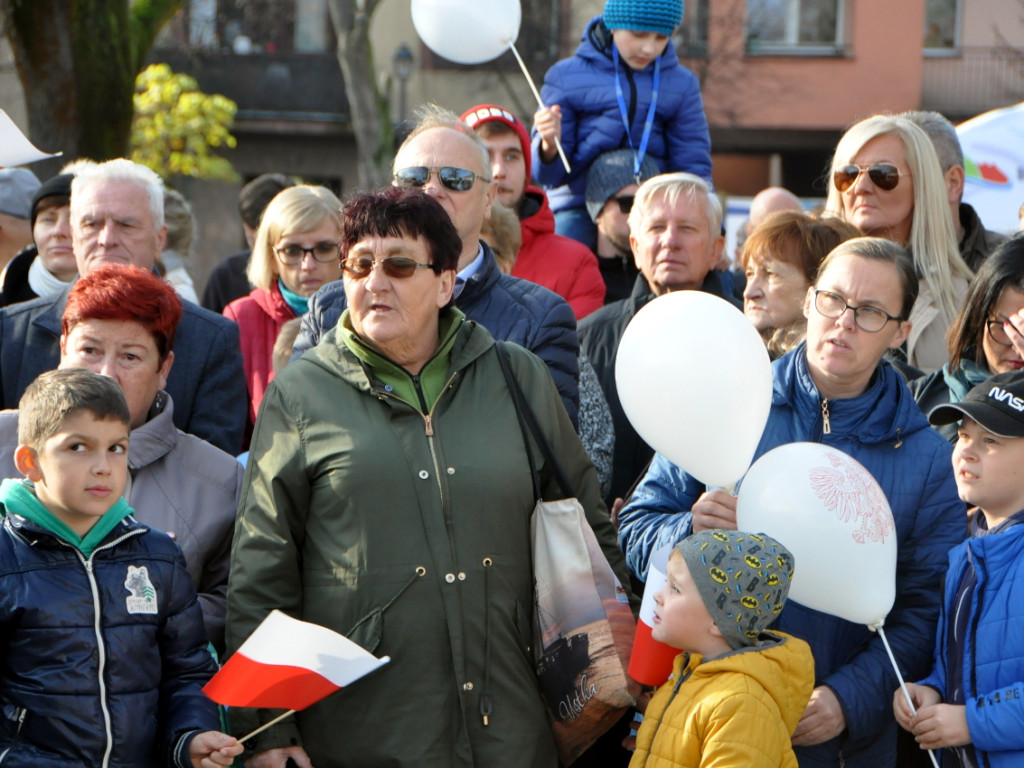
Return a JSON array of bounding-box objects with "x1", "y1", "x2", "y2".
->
[
  {"x1": 628, "y1": 545, "x2": 679, "y2": 686},
  {"x1": 203, "y1": 610, "x2": 390, "y2": 711}
]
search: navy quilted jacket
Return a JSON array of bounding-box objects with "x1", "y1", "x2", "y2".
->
[
  {"x1": 0, "y1": 513, "x2": 220, "y2": 767},
  {"x1": 295, "y1": 242, "x2": 580, "y2": 426},
  {"x1": 618, "y1": 344, "x2": 966, "y2": 767},
  {"x1": 531, "y1": 16, "x2": 711, "y2": 213}
]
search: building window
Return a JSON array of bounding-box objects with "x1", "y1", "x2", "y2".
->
[
  {"x1": 924, "y1": 0, "x2": 961, "y2": 51},
  {"x1": 678, "y1": 0, "x2": 709, "y2": 59},
  {"x1": 745, "y1": 0, "x2": 845, "y2": 55}
]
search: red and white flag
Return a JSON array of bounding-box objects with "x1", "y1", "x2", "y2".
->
[
  {"x1": 628, "y1": 545, "x2": 679, "y2": 686},
  {"x1": 203, "y1": 610, "x2": 390, "y2": 711}
]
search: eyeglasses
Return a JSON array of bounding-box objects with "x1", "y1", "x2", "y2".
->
[
  {"x1": 832, "y1": 163, "x2": 904, "y2": 193},
  {"x1": 612, "y1": 195, "x2": 635, "y2": 214},
  {"x1": 274, "y1": 242, "x2": 340, "y2": 265},
  {"x1": 342, "y1": 255, "x2": 434, "y2": 280},
  {"x1": 393, "y1": 166, "x2": 490, "y2": 193},
  {"x1": 986, "y1": 317, "x2": 1015, "y2": 347},
  {"x1": 814, "y1": 289, "x2": 902, "y2": 333}
]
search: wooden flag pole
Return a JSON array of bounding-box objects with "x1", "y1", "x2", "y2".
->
[
  {"x1": 508, "y1": 42, "x2": 571, "y2": 174},
  {"x1": 238, "y1": 709, "x2": 297, "y2": 744}
]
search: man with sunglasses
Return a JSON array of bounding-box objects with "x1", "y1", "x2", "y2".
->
[
  {"x1": 296, "y1": 104, "x2": 580, "y2": 426},
  {"x1": 460, "y1": 103, "x2": 605, "y2": 319},
  {"x1": 585, "y1": 149, "x2": 661, "y2": 305}
]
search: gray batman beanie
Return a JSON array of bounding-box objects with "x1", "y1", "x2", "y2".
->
[{"x1": 677, "y1": 530, "x2": 795, "y2": 650}]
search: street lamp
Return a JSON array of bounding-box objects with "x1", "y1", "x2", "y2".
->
[{"x1": 393, "y1": 43, "x2": 414, "y2": 123}]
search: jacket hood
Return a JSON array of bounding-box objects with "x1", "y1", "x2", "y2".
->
[
  {"x1": 773, "y1": 343, "x2": 931, "y2": 446},
  {"x1": 579, "y1": 15, "x2": 681, "y2": 71},
  {"x1": 300, "y1": 307, "x2": 497, "y2": 394},
  {"x1": 682, "y1": 630, "x2": 814, "y2": 735},
  {"x1": 520, "y1": 186, "x2": 555, "y2": 249}
]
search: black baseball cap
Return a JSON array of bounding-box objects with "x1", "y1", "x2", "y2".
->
[{"x1": 929, "y1": 372, "x2": 1024, "y2": 438}]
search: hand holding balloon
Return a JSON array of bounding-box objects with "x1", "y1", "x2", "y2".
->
[
  {"x1": 690, "y1": 490, "x2": 737, "y2": 533},
  {"x1": 534, "y1": 105, "x2": 562, "y2": 165}
]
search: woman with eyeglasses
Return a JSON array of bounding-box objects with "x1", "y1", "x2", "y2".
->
[
  {"x1": 910, "y1": 235, "x2": 1024, "y2": 443},
  {"x1": 226, "y1": 187, "x2": 630, "y2": 768},
  {"x1": 741, "y1": 210, "x2": 860, "y2": 359},
  {"x1": 618, "y1": 237, "x2": 964, "y2": 768},
  {"x1": 825, "y1": 114, "x2": 973, "y2": 373},
  {"x1": 222, "y1": 185, "x2": 343, "y2": 435}
]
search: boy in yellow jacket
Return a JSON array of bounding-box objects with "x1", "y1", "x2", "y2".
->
[{"x1": 630, "y1": 530, "x2": 815, "y2": 767}]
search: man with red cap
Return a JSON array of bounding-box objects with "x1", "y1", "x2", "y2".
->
[{"x1": 461, "y1": 104, "x2": 605, "y2": 318}]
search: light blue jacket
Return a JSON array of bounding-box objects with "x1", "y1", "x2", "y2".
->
[
  {"x1": 919, "y1": 514, "x2": 1024, "y2": 767},
  {"x1": 618, "y1": 344, "x2": 966, "y2": 767}
]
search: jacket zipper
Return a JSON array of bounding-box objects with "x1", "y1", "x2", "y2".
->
[
  {"x1": 73, "y1": 529, "x2": 146, "y2": 768},
  {"x1": 637, "y1": 661, "x2": 692, "y2": 766},
  {"x1": 0, "y1": 708, "x2": 25, "y2": 762},
  {"x1": 821, "y1": 398, "x2": 831, "y2": 434}
]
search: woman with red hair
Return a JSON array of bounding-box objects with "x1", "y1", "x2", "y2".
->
[{"x1": 0, "y1": 264, "x2": 242, "y2": 652}]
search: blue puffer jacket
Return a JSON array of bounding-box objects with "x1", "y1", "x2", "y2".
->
[
  {"x1": 918, "y1": 514, "x2": 1024, "y2": 768},
  {"x1": 618, "y1": 343, "x2": 965, "y2": 768},
  {"x1": 531, "y1": 16, "x2": 711, "y2": 213},
  {"x1": 294, "y1": 242, "x2": 581, "y2": 426},
  {"x1": 0, "y1": 512, "x2": 220, "y2": 767}
]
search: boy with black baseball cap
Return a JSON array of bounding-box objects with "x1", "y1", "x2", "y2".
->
[{"x1": 894, "y1": 372, "x2": 1024, "y2": 767}]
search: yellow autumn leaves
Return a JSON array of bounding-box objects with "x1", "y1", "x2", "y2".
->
[{"x1": 130, "y1": 63, "x2": 239, "y2": 181}]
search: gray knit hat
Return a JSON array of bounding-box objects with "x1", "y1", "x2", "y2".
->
[
  {"x1": 677, "y1": 530, "x2": 794, "y2": 650},
  {"x1": 0, "y1": 168, "x2": 41, "y2": 219},
  {"x1": 603, "y1": 0, "x2": 683, "y2": 37},
  {"x1": 585, "y1": 149, "x2": 661, "y2": 222}
]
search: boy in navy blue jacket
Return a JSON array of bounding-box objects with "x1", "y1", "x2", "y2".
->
[
  {"x1": 895, "y1": 371, "x2": 1024, "y2": 768},
  {"x1": 0, "y1": 368, "x2": 242, "y2": 767}
]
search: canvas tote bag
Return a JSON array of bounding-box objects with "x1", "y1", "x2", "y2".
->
[{"x1": 495, "y1": 343, "x2": 639, "y2": 765}]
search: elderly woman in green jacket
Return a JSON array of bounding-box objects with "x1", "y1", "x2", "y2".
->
[{"x1": 226, "y1": 186, "x2": 629, "y2": 768}]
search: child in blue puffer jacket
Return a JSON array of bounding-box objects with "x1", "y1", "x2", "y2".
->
[
  {"x1": 895, "y1": 371, "x2": 1024, "y2": 768},
  {"x1": 532, "y1": 0, "x2": 712, "y2": 247},
  {"x1": 0, "y1": 369, "x2": 242, "y2": 768}
]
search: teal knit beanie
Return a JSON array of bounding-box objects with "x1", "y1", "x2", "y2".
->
[{"x1": 603, "y1": 0, "x2": 683, "y2": 37}]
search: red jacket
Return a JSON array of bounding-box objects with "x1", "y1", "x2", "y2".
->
[
  {"x1": 514, "y1": 187, "x2": 604, "y2": 319},
  {"x1": 223, "y1": 284, "x2": 296, "y2": 426}
]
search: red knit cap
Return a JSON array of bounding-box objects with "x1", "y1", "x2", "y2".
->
[{"x1": 460, "y1": 104, "x2": 532, "y2": 181}]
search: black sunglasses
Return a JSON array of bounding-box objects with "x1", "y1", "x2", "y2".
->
[
  {"x1": 612, "y1": 195, "x2": 635, "y2": 214},
  {"x1": 833, "y1": 163, "x2": 903, "y2": 192},
  {"x1": 393, "y1": 166, "x2": 490, "y2": 193},
  {"x1": 342, "y1": 255, "x2": 434, "y2": 280}
]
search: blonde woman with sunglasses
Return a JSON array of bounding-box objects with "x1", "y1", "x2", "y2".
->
[
  {"x1": 825, "y1": 114, "x2": 973, "y2": 373},
  {"x1": 223, "y1": 185, "x2": 343, "y2": 440}
]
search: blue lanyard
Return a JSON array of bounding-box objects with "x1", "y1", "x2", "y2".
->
[{"x1": 613, "y1": 45, "x2": 660, "y2": 184}]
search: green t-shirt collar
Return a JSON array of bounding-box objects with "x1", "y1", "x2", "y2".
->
[{"x1": 0, "y1": 478, "x2": 132, "y2": 558}]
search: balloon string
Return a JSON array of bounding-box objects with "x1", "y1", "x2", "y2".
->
[
  {"x1": 509, "y1": 42, "x2": 571, "y2": 174},
  {"x1": 877, "y1": 627, "x2": 941, "y2": 768}
]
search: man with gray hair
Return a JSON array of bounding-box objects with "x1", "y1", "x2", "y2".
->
[
  {"x1": 0, "y1": 158, "x2": 246, "y2": 454},
  {"x1": 579, "y1": 172, "x2": 738, "y2": 505},
  {"x1": 0, "y1": 168, "x2": 41, "y2": 276},
  {"x1": 902, "y1": 109, "x2": 1006, "y2": 271}
]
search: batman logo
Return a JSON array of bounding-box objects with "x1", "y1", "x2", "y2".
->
[
  {"x1": 712, "y1": 531, "x2": 730, "y2": 542},
  {"x1": 766, "y1": 574, "x2": 780, "y2": 586},
  {"x1": 744, "y1": 555, "x2": 762, "y2": 569},
  {"x1": 709, "y1": 567, "x2": 728, "y2": 584},
  {"x1": 740, "y1": 596, "x2": 759, "y2": 609}
]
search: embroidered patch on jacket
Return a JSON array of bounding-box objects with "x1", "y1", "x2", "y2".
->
[{"x1": 124, "y1": 565, "x2": 159, "y2": 614}]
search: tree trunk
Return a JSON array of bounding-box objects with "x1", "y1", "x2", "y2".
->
[
  {"x1": 326, "y1": 0, "x2": 393, "y2": 188},
  {"x1": 1, "y1": 0, "x2": 182, "y2": 167}
]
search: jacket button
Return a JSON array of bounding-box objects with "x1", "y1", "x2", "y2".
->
[
  {"x1": 457, "y1": 572, "x2": 466, "y2": 580},
  {"x1": 447, "y1": 467, "x2": 455, "y2": 475},
  {"x1": 418, "y1": 470, "x2": 429, "y2": 479},
  {"x1": 445, "y1": 573, "x2": 456, "y2": 583},
  {"x1": 463, "y1": 682, "x2": 474, "y2": 691}
]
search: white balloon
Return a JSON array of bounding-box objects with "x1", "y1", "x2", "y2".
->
[
  {"x1": 615, "y1": 291, "x2": 772, "y2": 489},
  {"x1": 411, "y1": 0, "x2": 521, "y2": 65},
  {"x1": 736, "y1": 442, "x2": 897, "y2": 627}
]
